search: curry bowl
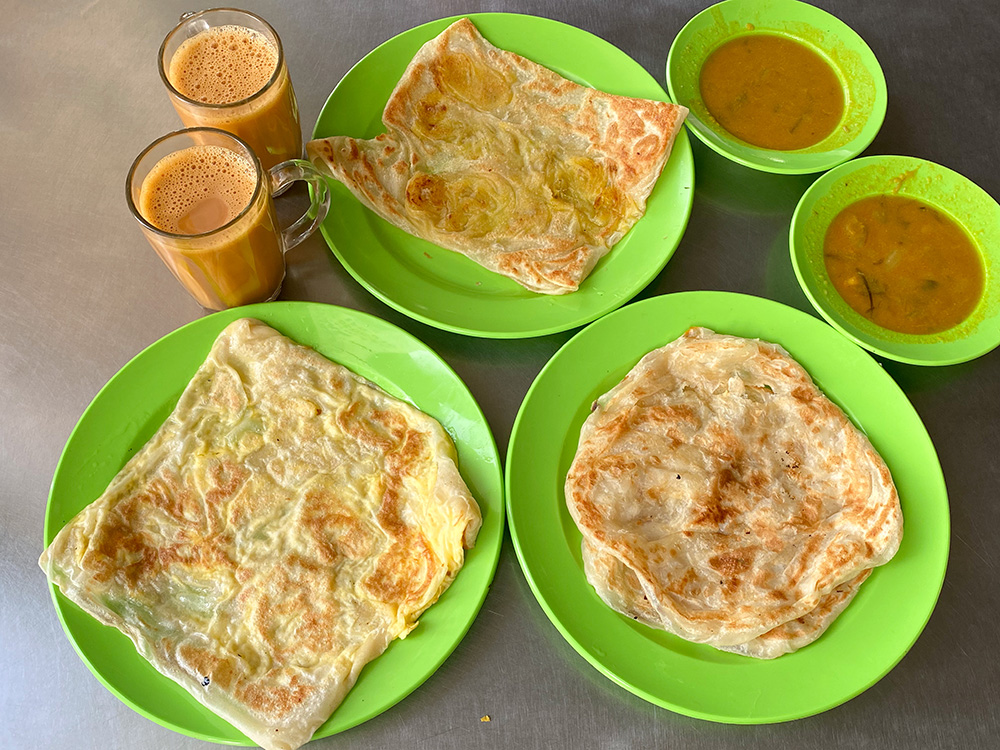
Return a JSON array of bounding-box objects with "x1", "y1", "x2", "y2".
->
[
  {"x1": 790, "y1": 155, "x2": 1000, "y2": 365},
  {"x1": 666, "y1": 0, "x2": 886, "y2": 174}
]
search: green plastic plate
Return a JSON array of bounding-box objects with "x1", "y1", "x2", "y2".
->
[
  {"x1": 506, "y1": 291, "x2": 949, "y2": 723},
  {"x1": 666, "y1": 0, "x2": 887, "y2": 174},
  {"x1": 791, "y1": 154, "x2": 1000, "y2": 365},
  {"x1": 43, "y1": 302, "x2": 504, "y2": 744},
  {"x1": 311, "y1": 13, "x2": 694, "y2": 338}
]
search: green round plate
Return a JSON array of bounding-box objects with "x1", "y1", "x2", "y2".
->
[
  {"x1": 791, "y1": 154, "x2": 1000, "y2": 365},
  {"x1": 506, "y1": 291, "x2": 949, "y2": 723},
  {"x1": 666, "y1": 0, "x2": 887, "y2": 174},
  {"x1": 43, "y1": 302, "x2": 504, "y2": 744},
  {"x1": 311, "y1": 13, "x2": 694, "y2": 338}
]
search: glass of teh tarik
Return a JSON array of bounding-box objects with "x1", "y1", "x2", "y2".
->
[
  {"x1": 126, "y1": 128, "x2": 329, "y2": 310},
  {"x1": 158, "y1": 8, "x2": 302, "y2": 172}
]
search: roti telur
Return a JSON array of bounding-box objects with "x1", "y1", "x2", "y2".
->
[
  {"x1": 565, "y1": 327, "x2": 902, "y2": 655},
  {"x1": 39, "y1": 319, "x2": 481, "y2": 749},
  {"x1": 307, "y1": 18, "x2": 688, "y2": 294}
]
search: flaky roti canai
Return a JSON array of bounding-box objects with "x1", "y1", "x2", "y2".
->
[
  {"x1": 565, "y1": 328, "x2": 902, "y2": 656},
  {"x1": 39, "y1": 319, "x2": 481, "y2": 750},
  {"x1": 307, "y1": 18, "x2": 687, "y2": 294},
  {"x1": 582, "y1": 540, "x2": 872, "y2": 659}
]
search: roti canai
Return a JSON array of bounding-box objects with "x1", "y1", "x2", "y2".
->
[
  {"x1": 565, "y1": 327, "x2": 902, "y2": 655},
  {"x1": 307, "y1": 18, "x2": 687, "y2": 294},
  {"x1": 583, "y1": 539, "x2": 872, "y2": 659},
  {"x1": 39, "y1": 319, "x2": 481, "y2": 750}
]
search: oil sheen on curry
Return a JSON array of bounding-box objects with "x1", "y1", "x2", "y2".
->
[
  {"x1": 823, "y1": 195, "x2": 984, "y2": 334},
  {"x1": 699, "y1": 33, "x2": 844, "y2": 151}
]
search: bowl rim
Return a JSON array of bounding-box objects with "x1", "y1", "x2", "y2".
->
[
  {"x1": 789, "y1": 153, "x2": 1000, "y2": 366},
  {"x1": 666, "y1": 0, "x2": 888, "y2": 175}
]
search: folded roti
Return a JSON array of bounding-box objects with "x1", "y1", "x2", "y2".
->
[
  {"x1": 40, "y1": 319, "x2": 481, "y2": 750},
  {"x1": 583, "y1": 539, "x2": 872, "y2": 658},
  {"x1": 307, "y1": 18, "x2": 687, "y2": 294},
  {"x1": 565, "y1": 327, "x2": 902, "y2": 653}
]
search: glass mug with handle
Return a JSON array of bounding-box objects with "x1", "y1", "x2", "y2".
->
[
  {"x1": 126, "y1": 127, "x2": 330, "y2": 310},
  {"x1": 159, "y1": 7, "x2": 301, "y2": 172}
]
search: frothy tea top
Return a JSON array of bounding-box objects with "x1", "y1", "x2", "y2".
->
[
  {"x1": 139, "y1": 145, "x2": 257, "y2": 235},
  {"x1": 168, "y1": 25, "x2": 278, "y2": 105}
]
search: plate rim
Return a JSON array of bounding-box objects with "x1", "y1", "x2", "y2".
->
[
  {"x1": 310, "y1": 11, "x2": 694, "y2": 338},
  {"x1": 42, "y1": 300, "x2": 505, "y2": 744},
  {"x1": 504, "y1": 290, "x2": 950, "y2": 723}
]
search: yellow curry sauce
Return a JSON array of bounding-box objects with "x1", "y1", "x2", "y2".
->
[
  {"x1": 699, "y1": 34, "x2": 844, "y2": 151},
  {"x1": 823, "y1": 195, "x2": 984, "y2": 334}
]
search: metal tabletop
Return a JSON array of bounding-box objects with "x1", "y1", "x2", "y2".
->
[{"x1": 2, "y1": 1, "x2": 997, "y2": 748}]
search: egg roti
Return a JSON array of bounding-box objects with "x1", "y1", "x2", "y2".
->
[
  {"x1": 306, "y1": 18, "x2": 687, "y2": 294},
  {"x1": 39, "y1": 319, "x2": 481, "y2": 750},
  {"x1": 565, "y1": 327, "x2": 902, "y2": 653}
]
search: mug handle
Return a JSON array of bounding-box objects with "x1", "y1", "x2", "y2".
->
[{"x1": 268, "y1": 159, "x2": 331, "y2": 252}]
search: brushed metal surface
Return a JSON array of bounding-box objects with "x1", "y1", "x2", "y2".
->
[{"x1": 2, "y1": 1, "x2": 997, "y2": 748}]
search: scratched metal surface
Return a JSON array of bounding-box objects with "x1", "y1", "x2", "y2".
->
[{"x1": 2, "y1": 1, "x2": 998, "y2": 748}]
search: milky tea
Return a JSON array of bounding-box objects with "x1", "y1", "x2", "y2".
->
[
  {"x1": 160, "y1": 10, "x2": 302, "y2": 172},
  {"x1": 130, "y1": 131, "x2": 283, "y2": 310}
]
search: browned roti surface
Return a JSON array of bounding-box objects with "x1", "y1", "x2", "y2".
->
[
  {"x1": 39, "y1": 319, "x2": 481, "y2": 750},
  {"x1": 583, "y1": 539, "x2": 873, "y2": 658},
  {"x1": 307, "y1": 18, "x2": 687, "y2": 294},
  {"x1": 565, "y1": 327, "x2": 902, "y2": 653}
]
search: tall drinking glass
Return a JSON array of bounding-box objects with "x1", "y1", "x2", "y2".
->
[
  {"x1": 127, "y1": 128, "x2": 329, "y2": 310},
  {"x1": 159, "y1": 8, "x2": 302, "y2": 172}
]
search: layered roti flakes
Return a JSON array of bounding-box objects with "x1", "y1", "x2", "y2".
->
[
  {"x1": 39, "y1": 319, "x2": 481, "y2": 750},
  {"x1": 565, "y1": 328, "x2": 902, "y2": 657},
  {"x1": 582, "y1": 540, "x2": 872, "y2": 659},
  {"x1": 306, "y1": 18, "x2": 688, "y2": 294}
]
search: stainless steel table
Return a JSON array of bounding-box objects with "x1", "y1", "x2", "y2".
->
[{"x1": 3, "y1": 1, "x2": 997, "y2": 748}]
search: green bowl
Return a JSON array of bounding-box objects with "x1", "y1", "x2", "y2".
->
[
  {"x1": 790, "y1": 155, "x2": 1000, "y2": 365},
  {"x1": 666, "y1": 0, "x2": 887, "y2": 174}
]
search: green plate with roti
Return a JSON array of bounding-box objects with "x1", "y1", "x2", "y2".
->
[
  {"x1": 506, "y1": 291, "x2": 949, "y2": 723},
  {"x1": 311, "y1": 13, "x2": 694, "y2": 338},
  {"x1": 43, "y1": 302, "x2": 504, "y2": 744}
]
